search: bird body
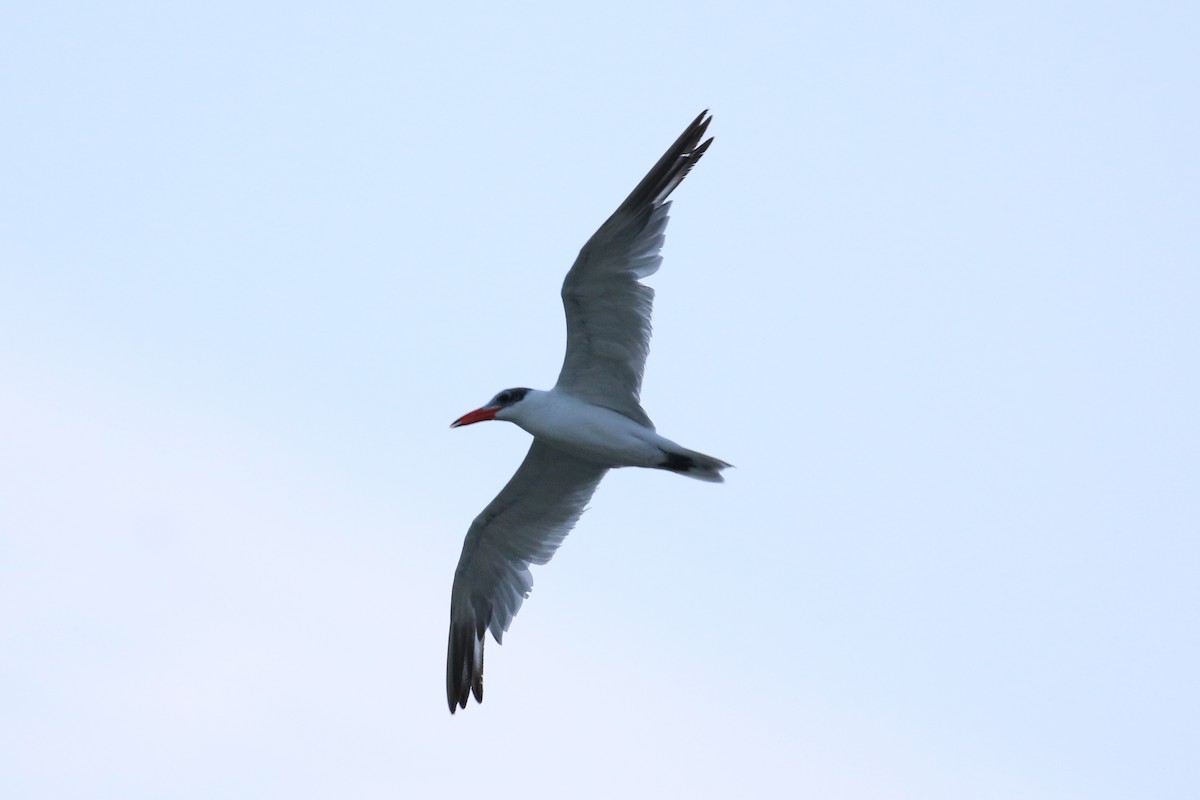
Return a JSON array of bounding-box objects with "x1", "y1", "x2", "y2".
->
[
  {"x1": 445, "y1": 111, "x2": 728, "y2": 712},
  {"x1": 480, "y1": 387, "x2": 720, "y2": 476}
]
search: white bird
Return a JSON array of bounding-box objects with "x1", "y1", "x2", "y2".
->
[{"x1": 446, "y1": 111, "x2": 729, "y2": 713}]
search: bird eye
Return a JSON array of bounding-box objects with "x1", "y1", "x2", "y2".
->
[{"x1": 496, "y1": 392, "x2": 510, "y2": 405}]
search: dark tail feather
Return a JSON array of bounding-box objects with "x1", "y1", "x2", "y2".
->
[{"x1": 658, "y1": 447, "x2": 732, "y2": 483}]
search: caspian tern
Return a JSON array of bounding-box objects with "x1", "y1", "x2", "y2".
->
[{"x1": 446, "y1": 111, "x2": 729, "y2": 713}]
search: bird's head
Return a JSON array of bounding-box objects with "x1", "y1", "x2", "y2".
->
[{"x1": 450, "y1": 388, "x2": 532, "y2": 428}]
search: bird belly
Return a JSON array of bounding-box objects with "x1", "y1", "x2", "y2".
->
[{"x1": 519, "y1": 399, "x2": 662, "y2": 468}]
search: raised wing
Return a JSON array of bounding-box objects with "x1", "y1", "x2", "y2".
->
[
  {"x1": 555, "y1": 111, "x2": 713, "y2": 427},
  {"x1": 447, "y1": 440, "x2": 608, "y2": 712}
]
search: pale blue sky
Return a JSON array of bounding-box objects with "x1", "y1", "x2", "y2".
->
[{"x1": 2, "y1": 2, "x2": 1197, "y2": 798}]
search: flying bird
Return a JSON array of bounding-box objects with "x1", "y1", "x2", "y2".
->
[{"x1": 447, "y1": 111, "x2": 729, "y2": 713}]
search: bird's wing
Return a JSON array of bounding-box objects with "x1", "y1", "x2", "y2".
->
[
  {"x1": 447, "y1": 440, "x2": 608, "y2": 712},
  {"x1": 554, "y1": 111, "x2": 713, "y2": 428}
]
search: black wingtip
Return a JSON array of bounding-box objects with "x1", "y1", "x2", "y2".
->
[
  {"x1": 447, "y1": 621, "x2": 480, "y2": 714},
  {"x1": 447, "y1": 615, "x2": 489, "y2": 714},
  {"x1": 691, "y1": 110, "x2": 713, "y2": 146},
  {"x1": 611, "y1": 110, "x2": 715, "y2": 216}
]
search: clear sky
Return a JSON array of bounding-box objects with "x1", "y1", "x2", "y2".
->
[{"x1": 2, "y1": 2, "x2": 1197, "y2": 798}]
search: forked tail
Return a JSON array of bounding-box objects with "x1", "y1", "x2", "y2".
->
[{"x1": 657, "y1": 446, "x2": 732, "y2": 483}]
